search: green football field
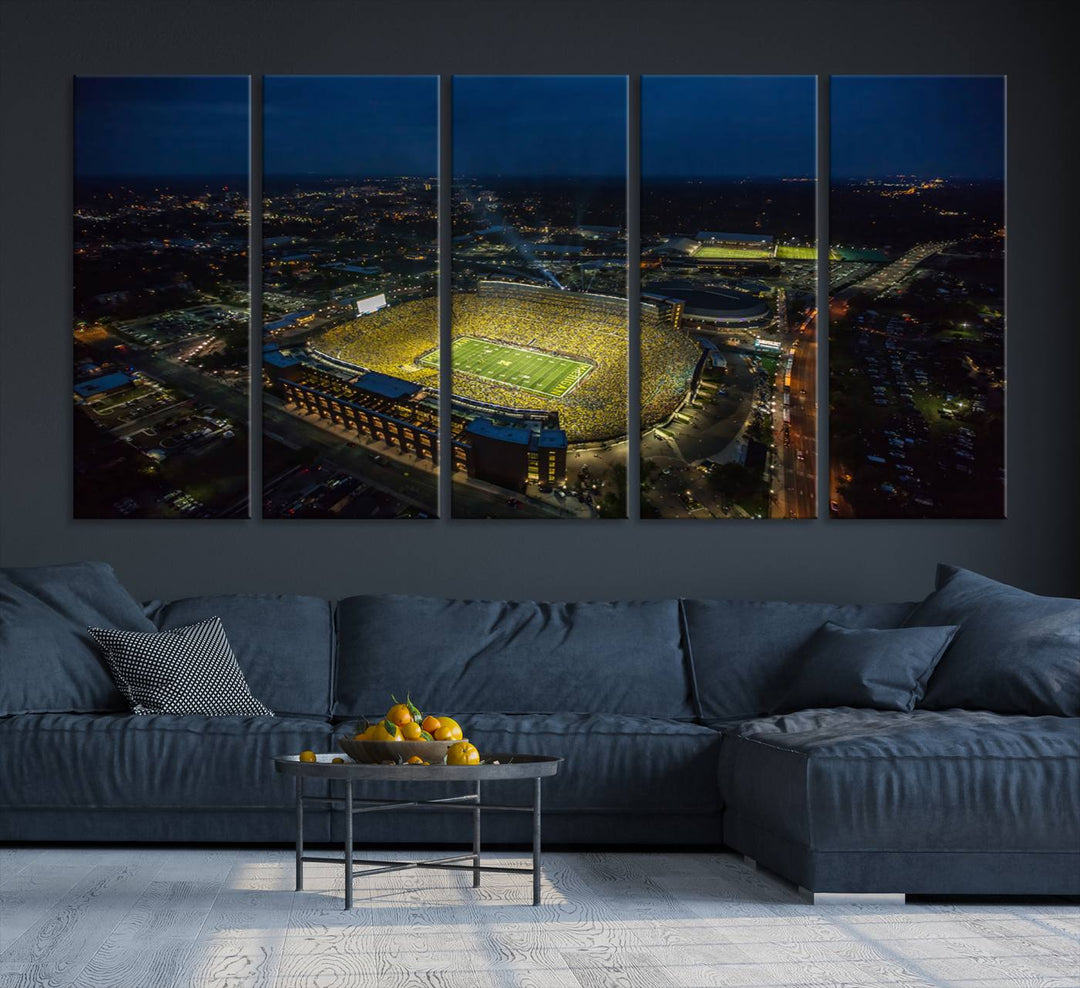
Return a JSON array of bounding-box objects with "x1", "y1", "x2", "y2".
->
[
  {"x1": 420, "y1": 336, "x2": 592, "y2": 399},
  {"x1": 776, "y1": 245, "x2": 843, "y2": 261},
  {"x1": 695, "y1": 245, "x2": 774, "y2": 260}
]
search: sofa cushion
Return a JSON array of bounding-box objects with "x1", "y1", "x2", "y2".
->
[
  {"x1": 335, "y1": 595, "x2": 692, "y2": 719},
  {"x1": 772, "y1": 622, "x2": 959, "y2": 714},
  {"x1": 718, "y1": 708, "x2": 1080, "y2": 854},
  {"x1": 0, "y1": 562, "x2": 155, "y2": 715},
  {"x1": 905, "y1": 565, "x2": 1080, "y2": 716},
  {"x1": 0, "y1": 712, "x2": 332, "y2": 811},
  {"x1": 681, "y1": 599, "x2": 916, "y2": 724},
  {"x1": 327, "y1": 712, "x2": 722, "y2": 814},
  {"x1": 145, "y1": 594, "x2": 334, "y2": 717}
]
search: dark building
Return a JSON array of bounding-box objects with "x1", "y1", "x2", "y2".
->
[
  {"x1": 265, "y1": 353, "x2": 439, "y2": 464},
  {"x1": 265, "y1": 346, "x2": 568, "y2": 491},
  {"x1": 460, "y1": 418, "x2": 568, "y2": 491}
]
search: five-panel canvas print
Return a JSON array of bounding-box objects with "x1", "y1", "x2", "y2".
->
[{"x1": 72, "y1": 75, "x2": 1005, "y2": 520}]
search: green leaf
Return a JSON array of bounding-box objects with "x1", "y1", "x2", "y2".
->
[
  {"x1": 405, "y1": 692, "x2": 423, "y2": 723},
  {"x1": 419, "y1": 730, "x2": 434, "y2": 741},
  {"x1": 382, "y1": 719, "x2": 398, "y2": 738}
]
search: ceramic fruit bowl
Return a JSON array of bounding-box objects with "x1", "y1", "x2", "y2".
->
[{"x1": 337, "y1": 737, "x2": 459, "y2": 765}]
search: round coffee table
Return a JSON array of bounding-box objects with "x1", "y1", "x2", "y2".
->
[{"x1": 273, "y1": 753, "x2": 562, "y2": 908}]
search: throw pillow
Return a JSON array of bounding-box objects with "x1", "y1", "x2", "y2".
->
[
  {"x1": 772, "y1": 621, "x2": 959, "y2": 714},
  {"x1": 904, "y1": 564, "x2": 1080, "y2": 716},
  {"x1": 88, "y1": 617, "x2": 274, "y2": 716}
]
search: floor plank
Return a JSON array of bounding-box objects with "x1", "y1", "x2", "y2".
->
[
  {"x1": 0, "y1": 864, "x2": 96, "y2": 953},
  {"x1": 0, "y1": 857, "x2": 162, "y2": 987}
]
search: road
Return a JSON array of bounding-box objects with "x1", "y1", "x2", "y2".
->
[
  {"x1": 845, "y1": 241, "x2": 949, "y2": 298},
  {"x1": 779, "y1": 310, "x2": 817, "y2": 519}
]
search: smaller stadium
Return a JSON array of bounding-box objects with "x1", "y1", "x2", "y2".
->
[
  {"x1": 646, "y1": 283, "x2": 772, "y2": 329},
  {"x1": 419, "y1": 337, "x2": 592, "y2": 399},
  {"x1": 650, "y1": 232, "x2": 888, "y2": 263}
]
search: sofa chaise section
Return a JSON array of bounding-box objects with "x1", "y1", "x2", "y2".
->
[{"x1": 718, "y1": 708, "x2": 1080, "y2": 895}]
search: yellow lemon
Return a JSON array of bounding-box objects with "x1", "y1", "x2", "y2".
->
[
  {"x1": 331, "y1": 757, "x2": 344, "y2": 764},
  {"x1": 446, "y1": 741, "x2": 480, "y2": 766},
  {"x1": 439, "y1": 716, "x2": 463, "y2": 736},
  {"x1": 298, "y1": 750, "x2": 317, "y2": 763},
  {"x1": 433, "y1": 716, "x2": 463, "y2": 741}
]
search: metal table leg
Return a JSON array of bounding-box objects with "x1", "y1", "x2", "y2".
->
[
  {"x1": 532, "y1": 777, "x2": 542, "y2": 906},
  {"x1": 295, "y1": 776, "x2": 304, "y2": 891},
  {"x1": 344, "y1": 779, "x2": 353, "y2": 910},
  {"x1": 473, "y1": 780, "x2": 481, "y2": 888}
]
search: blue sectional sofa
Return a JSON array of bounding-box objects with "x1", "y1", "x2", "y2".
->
[{"x1": 1, "y1": 562, "x2": 1077, "y2": 897}]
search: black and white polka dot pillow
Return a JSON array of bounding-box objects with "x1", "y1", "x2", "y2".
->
[{"x1": 88, "y1": 617, "x2": 273, "y2": 717}]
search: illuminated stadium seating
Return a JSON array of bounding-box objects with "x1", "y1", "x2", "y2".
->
[{"x1": 312, "y1": 282, "x2": 700, "y2": 443}]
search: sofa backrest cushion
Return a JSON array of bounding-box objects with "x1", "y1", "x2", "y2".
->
[
  {"x1": 681, "y1": 598, "x2": 916, "y2": 724},
  {"x1": 335, "y1": 595, "x2": 691, "y2": 720},
  {"x1": 145, "y1": 594, "x2": 334, "y2": 718},
  {"x1": 0, "y1": 562, "x2": 155, "y2": 715},
  {"x1": 905, "y1": 564, "x2": 1080, "y2": 716}
]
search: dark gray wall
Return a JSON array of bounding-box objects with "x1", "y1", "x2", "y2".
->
[{"x1": 2, "y1": 0, "x2": 1077, "y2": 603}]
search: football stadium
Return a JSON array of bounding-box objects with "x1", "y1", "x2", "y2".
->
[{"x1": 311, "y1": 281, "x2": 701, "y2": 443}]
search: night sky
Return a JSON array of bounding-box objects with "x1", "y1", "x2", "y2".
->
[
  {"x1": 643, "y1": 76, "x2": 816, "y2": 180},
  {"x1": 832, "y1": 76, "x2": 1005, "y2": 180},
  {"x1": 264, "y1": 76, "x2": 438, "y2": 177},
  {"x1": 454, "y1": 76, "x2": 626, "y2": 178},
  {"x1": 74, "y1": 77, "x2": 249, "y2": 179}
]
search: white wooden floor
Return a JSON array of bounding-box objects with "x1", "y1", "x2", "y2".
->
[{"x1": 1, "y1": 848, "x2": 1077, "y2": 988}]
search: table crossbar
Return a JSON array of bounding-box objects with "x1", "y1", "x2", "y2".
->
[{"x1": 304, "y1": 797, "x2": 531, "y2": 815}]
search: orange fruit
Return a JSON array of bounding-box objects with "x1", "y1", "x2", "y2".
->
[
  {"x1": 298, "y1": 750, "x2": 317, "y2": 763},
  {"x1": 421, "y1": 715, "x2": 441, "y2": 734},
  {"x1": 370, "y1": 720, "x2": 402, "y2": 742},
  {"x1": 406, "y1": 755, "x2": 424, "y2": 764},
  {"x1": 331, "y1": 757, "x2": 344, "y2": 764},
  {"x1": 400, "y1": 721, "x2": 423, "y2": 740},
  {"x1": 446, "y1": 741, "x2": 480, "y2": 766},
  {"x1": 386, "y1": 703, "x2": 412, "y2": 727}
]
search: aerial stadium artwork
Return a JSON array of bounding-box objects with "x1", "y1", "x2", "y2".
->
[
  {"x1": 261, "y1": 76, "x2": 439, "y2": 519},
  {"x1": 450, "y1": 75, "x2": 629, "y2": 519},
  {"x1": 829, "y1": 76, "x2": 1005, "y2": 519},
  {"x1": 640, "y1": 75, "x2": 818, "y2": 519},
  {"x1": 71, "y1": 73, "x2": 1007, "y2": 524},
  {"x1": 73, "y1": 76, "x2": 251, "y2": 518}
]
